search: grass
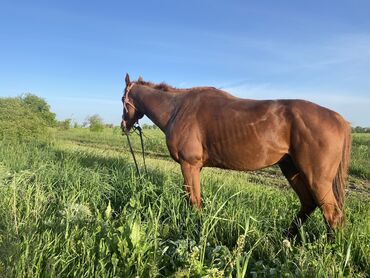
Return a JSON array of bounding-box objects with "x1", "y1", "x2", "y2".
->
[
  {"x1": 351, "y1": 133, "x2": 370, "y2": 180},
  {"x1": 0, "y1": 128, "x2": 369, "y2": 277}
]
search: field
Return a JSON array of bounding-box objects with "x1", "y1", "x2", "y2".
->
[{"x1": 0, "y1": 128, "x2": 369, "y2": 277}]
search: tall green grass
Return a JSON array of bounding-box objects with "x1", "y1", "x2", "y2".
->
[
  {"x1": 351, "y1": 133, "x2": 370, "y2": 180},
  {"x1": 55, "y1": 128, "x2": 168, "y2": 156},
  {"x1": 0, "y1": 137, "x2": 369, "y2": 277}
]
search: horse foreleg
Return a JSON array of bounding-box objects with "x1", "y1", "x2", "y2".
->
[{"x1": 180, "y1": 161, "x2": 202, "y2": 208}]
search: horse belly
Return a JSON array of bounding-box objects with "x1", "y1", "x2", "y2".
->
[
  {"x1": 205, "y1": 133, "x2": 288, "y2": 171},
  {"x1": 202, "y1": 101, "x2": 290, "y2": 170}
]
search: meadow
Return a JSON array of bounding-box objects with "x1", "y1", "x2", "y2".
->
[{"x1": 0, "y1": 128, "x2": 369, "y2": 277}]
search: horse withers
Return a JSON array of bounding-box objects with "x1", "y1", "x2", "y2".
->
[{"x1": 121, "y1": 74, "x2": 351, "y2": 240}]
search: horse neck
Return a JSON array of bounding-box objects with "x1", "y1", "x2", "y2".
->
[{"x1": 132, "y1": 86, "x2": 176, "y2": 131}]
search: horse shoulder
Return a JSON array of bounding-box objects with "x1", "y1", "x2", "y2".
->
[{"x1": 165, "y1": 121, "x2": 205, "y2": 166}]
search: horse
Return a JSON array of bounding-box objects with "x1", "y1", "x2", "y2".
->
[{"x1": 121, "y1": 73, "x2": 351, "y2": 240}]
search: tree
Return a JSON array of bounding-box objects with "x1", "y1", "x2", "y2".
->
[
  {"x1": 142, "y1": 123, "x2": 158, "y2": 129},
  {"x1": 87, "y1": 114, "x2": 104, "y2": 132},
  {"x1": 21, "y1": 93, "x2": 56, "y2": 126},
  {"x1": 58, "y1": 119, "x2": 72, "y2": 130},
  {"x1": 0, "y1": 97, "x2": 48, "y2": 141}
]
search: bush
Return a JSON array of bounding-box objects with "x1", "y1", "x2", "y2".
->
[
  {"x1": 0, "y1": 97, "x2": 48, "y2": 142},
  {"x1": 352, "y1": 126, "x2": 370, "y2": 133},
  {"x1": 142, "y1": 123, "x2": 158, "y2": 130},
  {"x1": 58, "y1": 119, "x2": 72, "y2": 130},
  {"x1": 87, "y1": 114, "x2": 104, "y2": 132},
  {"x1": 21, "y1": 93, "x2": 56, "y2": 126}
]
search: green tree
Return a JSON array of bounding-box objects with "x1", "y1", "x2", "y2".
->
[
  {"x1": 21, "y1": 93, "x2": 56, "y2": 126},
  {"x1": 0, "y1": 97, "x2": 48, "y2": 141},
  {"x1": 58, "y1": 119, "x2": 72, "y2": 130},
  {"x1": 87, "y1": 114, "x2": 104, "y2": 132}
]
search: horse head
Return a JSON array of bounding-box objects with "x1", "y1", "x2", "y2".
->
[{"x1": 121, "y1": 73, "x2": 144, "y2": 133}]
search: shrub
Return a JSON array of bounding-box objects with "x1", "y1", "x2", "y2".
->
[
  {"x1": 0, "y1": 97, "x2": 48, "y2": 142},
  {"x1": 87, "y1": 114, "x2": 104, "y2": 132},
  {"x1": 20, "y1": 93, "x2": 56, "y2": 126},
  {"x1": 58, "y1": 119, "x2": 72, "y2": 130}
]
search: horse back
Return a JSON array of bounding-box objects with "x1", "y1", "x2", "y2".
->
[{"x1": 167, "y1": 90, "x2": 348, "y2": 170}]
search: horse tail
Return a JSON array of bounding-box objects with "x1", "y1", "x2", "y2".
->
[{"x1": 332, "y1": 122, "x2": 351, "y2": 220}]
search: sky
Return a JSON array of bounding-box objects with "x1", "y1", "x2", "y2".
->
[{"x1": 0, "y1": 0, "x2": 370, "y2": 126}]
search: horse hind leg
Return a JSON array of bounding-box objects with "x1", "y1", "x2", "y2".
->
[
  {"x1": 292, "y1": 154, "x2": 344, "y2": 241},
  {"x1": 279, "y1": 155, "x2": 317, "y2": 239},
  {"x1": 311, "y1": 182, "x2": 344, "y2": 241}
]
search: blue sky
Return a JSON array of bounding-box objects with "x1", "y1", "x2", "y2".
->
[{"x1": 1, "y1": 0, "x2": 370, "y2": 126}]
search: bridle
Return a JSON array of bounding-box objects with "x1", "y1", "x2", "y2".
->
[
  {"x1": 123, "y1": 82, "x2": 137, "y2": 113},
  {"x1": 122, "y1": 82, "x2": 147, "y2": 177}
]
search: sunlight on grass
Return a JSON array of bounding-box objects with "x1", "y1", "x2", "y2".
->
[{"x1": 0, "y1": 130, "x2": 369, "y2": 277}]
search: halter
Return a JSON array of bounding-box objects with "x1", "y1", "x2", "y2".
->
[{"x1": 123, "y1": 82, "x2": 137, "y2": 112}]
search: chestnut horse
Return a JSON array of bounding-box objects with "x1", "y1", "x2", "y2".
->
[{"x1": 121, "y1": 74, "x2": 351, "y2": 239}]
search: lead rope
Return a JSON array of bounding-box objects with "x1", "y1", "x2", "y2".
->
[
  {"x1": 125, "y1": 131, "x2": 141, "y2": 177},
  {"x1": 136, "y1": 125, "x2": 148, "y2": 175},
  {"x1": 124, "y1": 123, "x2": 147, "y2": 177}
]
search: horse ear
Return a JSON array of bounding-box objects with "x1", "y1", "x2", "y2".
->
[
  {"x1": 125, "y1": 73, "x2": 130, "y2": 86},
  {"x1": 138, "y1": 75, "x2": 143, "y2": 82}
]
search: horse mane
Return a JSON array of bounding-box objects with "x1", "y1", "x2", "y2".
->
[
  {"x1": 135, "y1": 79, "x2": 217, "y2": 93},
  {"x1": 136, "y1": 80, "x2": 179, "y2": 92}
]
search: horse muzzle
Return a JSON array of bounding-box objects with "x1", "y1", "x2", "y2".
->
[{"x1": 121, "y1": 120, "x2": 131, "y2": 134}]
